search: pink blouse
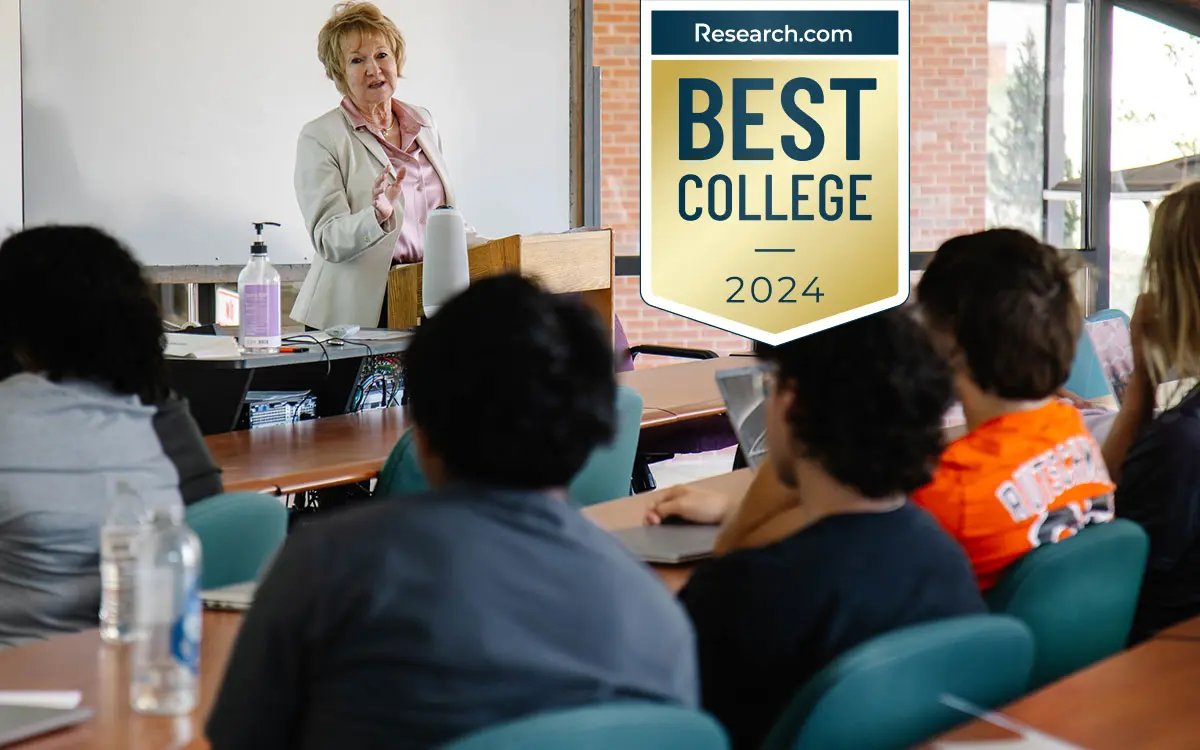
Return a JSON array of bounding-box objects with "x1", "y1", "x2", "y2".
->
[{"x1": 341, "y1": 96, "x2": 448, "y2": 264}]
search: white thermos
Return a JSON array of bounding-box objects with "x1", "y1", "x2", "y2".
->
[{"x1": 422, "y1": 205, "x2": 470, "y2": 319}]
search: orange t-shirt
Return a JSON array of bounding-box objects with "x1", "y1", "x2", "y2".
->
[{"x1": 913, "y1": 401, "x2": 1116, "y2": 590}]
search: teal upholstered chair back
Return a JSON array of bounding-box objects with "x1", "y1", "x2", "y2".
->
[
  {"x1": 184, "y1": 491, "x2": 288, "y2": 588},
  {"x1": 758, "y1": 614, "x2": 1035, "y2": 750},
  {"x1": 566, "y1": 385, "x2": 643, "y2": 505},
  {"x1": 375, "y1": 429, "x2": 428, "y2": 498},
  {"x1": 984, "y1": 518, "x2": 1149, "y2": 689},
  {"x1": 437, "y1": 703, "x2": 729, "y2": 750},
  {"x1": 376, "y1": 385, "x2": 643, "y2": 506},
  {"x1": 1063, "y1": 309, "x2": 1130, "y2": 401}
]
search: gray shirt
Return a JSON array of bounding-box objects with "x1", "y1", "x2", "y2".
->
[
  {"x1": 0, "y1": 374, "x2": 183, "y2": 648},
  {"x1": 207, "y1": 485, "x2": 699, "y2": 750}
]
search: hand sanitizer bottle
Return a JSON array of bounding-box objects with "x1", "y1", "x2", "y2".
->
[{"x1": 238, "y1": 222, "x2": 282, "y2": 353}]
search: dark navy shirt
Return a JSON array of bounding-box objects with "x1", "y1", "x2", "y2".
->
[
  {"x1": 206, "y1": 484, "x2": 699, "y2": 750},
  {"x1": 1116, "y1": 386, "x2": 1200, "y2": 644},
  {"x1": 679, "y1": 503, "x2": 987, "y2": 750}
]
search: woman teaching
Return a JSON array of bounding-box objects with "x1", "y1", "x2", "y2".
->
[{"x1": 291, "y1": 1, "x2": 484, "y2": 331}]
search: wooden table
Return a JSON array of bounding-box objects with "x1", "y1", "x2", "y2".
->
[
  {"x1": 0, "y1": 469, "x2": 755, "y2": 749},
  {"x1": 210, "y1": 405, "x2": 680, "y2": 495},
  {"x1": 929, "y1": 637, "x2": 1200, "y2": 748},
  {"x1": 1155, "y1": 614, "x2": 1200, "y2": 641},
  {"x1": 618, "y1": 357, "x2": 734, "y2": 423},
  {"x1": 207, "y1": 355, "x2": 735, "y2": 495},
  {"x1": 208, "y1": 407, "x2": 410, "y2": 495},
  {"x1": 0, "y1": 612, "x2": 242, "y2": 749}
]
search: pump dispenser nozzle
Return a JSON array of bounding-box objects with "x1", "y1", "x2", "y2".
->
[{"x1": 251, "y1": 221, "x2": 281, "y2": 255}]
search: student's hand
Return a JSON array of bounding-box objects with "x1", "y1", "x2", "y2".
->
[
  {"x1": 644, "y1": 485, "x2": 733, "y2": 526},
  {"x1": 1056, "y1": 388, "x2": 1091, "y2": 409}
]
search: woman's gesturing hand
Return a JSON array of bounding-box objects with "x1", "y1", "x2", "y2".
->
[{"x1": 373, "y1": 166, "x2": 406, "y2": 223}]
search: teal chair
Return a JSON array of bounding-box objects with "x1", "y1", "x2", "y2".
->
[
  {"x1": 375, "y1": 429, "x2": 427, "y2": 498},
  {"x1": 184, "y1": 491, "x2": 288, "y2": 589},
  {"x1": 376, "y1": 385, "x2": 645, "y2": 507},
  {"x1": 437, "y1": 703, "x2": 729, "y2": 750},
  {"x1": 567, "y1": 385, "x2": 644, "y2": 505},
  {"x1": 984, "y1": 518, "x2": 1149, "y2": 689},
  {"x1": 758, "y1": 615, "x2": 1035, "y2": 750}
]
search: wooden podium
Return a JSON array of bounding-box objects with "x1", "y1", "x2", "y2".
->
[{"x1": 386, "y1": 229, "x2": 615, "y2": 340}]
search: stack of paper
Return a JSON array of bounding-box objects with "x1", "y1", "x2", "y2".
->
[{"x1": 163, "y1": 333, "x2": 242, "y2": 360}]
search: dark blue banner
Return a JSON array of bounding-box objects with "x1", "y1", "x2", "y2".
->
[{"x1": 650, "y1": 10, "x2": 899, "y2": 56}]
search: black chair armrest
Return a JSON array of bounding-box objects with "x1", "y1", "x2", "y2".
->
[{"x1": 629, "y1": 345, "x2": 719, "y2": 361}]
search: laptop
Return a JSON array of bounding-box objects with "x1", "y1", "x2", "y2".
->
[
  {"x1": 714, "y1": 365, "x2": 769, "y2": 469},
  {"x1": 611, "y1": 524, "x2": 722, "y2": 564},
  {"x1": 202, "y1": 581, "x2": 257, "y2": 611},
  {"x1": 0, "y1": 705, "x2": 93, "y2": 747}
]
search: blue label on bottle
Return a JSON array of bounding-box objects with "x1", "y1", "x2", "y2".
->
[{"x1": 171, "y1": 581, "x2": 202, "y2": 674}]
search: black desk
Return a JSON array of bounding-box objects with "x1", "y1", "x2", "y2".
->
[{"x1": 165, "y1": 332, "x2": 412, "y2": 435}]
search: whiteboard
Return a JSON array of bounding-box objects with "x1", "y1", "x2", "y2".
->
[
  {"x1": 0, "y1": 0, "x2": 19, "y2": 236},
  {"x1": 20, "y1": 0, "x2": 570, "y2": 265}
]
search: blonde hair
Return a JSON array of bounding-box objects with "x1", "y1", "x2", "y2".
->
[
  {"x1": 316, "y1": 2, "x2": 406, "y2": 95},
  {"x1": 1141, "y1": 178, "x2": 1200, "y2": 387}
]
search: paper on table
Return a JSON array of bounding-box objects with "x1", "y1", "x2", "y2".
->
[
  {"x1": 933, "y1": 736, "x2": 1081, "y2": 749},
  {"x1": 0, "y1": 691, "x2": 82, "y2": 709},
  {"x1": 163, "y1": 333, "x2": 242, "y2": 359},
  {"x1": 296, "y1": 329, "x2": 408, "y2": 343},
  {"x1": 934, "y1": 695, "x2": 1083, "y2": 750},
  {"x1": 342, "y1": 329, "x2": 410, "y2": 341}
]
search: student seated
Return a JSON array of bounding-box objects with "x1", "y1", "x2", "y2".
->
[
  {"x1": 913, "y1": 228, "x2": 1115, "y2": 590},
  {"x1": 644, "y1": 308, "x2": 986, "y2": 750},
  {"x1": 206, "y1": 274, "x2": 698, "y2": 750},
  {"x1": 152, "y1": 389, "x2": 224, "y2": 504},
  {"x1": 0, "y1": 226, "x2": 186, "y2": 648},
  {"x1": 0, "y1": 244, "x2": 222, "y2": 507},
  {"x1": 1101, "y1": 180, "x2": 1200, "y2": 643}
]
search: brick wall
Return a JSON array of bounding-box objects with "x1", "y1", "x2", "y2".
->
[
  {"x1": 909, "y1": 0, "x2": 989, "y2": 250},
  {"x1": 594, "y1": 0, "x2": 989, "y2": 364}
]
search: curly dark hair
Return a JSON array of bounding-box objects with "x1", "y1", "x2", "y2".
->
[
  {"x1": 916, "y1": 228, "x2": 1082, "y2": 400},
  {"x1": 403, "y1": 273, "x2": 617, "y2": 489},
  {"x1": 755, "y1": 307, "x2": 955, "y2": 498},
  {"x1": 0, "y1": 225, "x2": 168, "y2": 403}
]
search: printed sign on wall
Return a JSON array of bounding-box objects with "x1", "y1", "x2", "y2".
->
[{"x1": 640, "y1": 0, "x2": 910, "y2": 345}]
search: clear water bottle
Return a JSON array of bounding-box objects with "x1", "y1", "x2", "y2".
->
[
  {"x1": 130, "y1": 510, "x2": 203, "y2": 716},
  {"x1": 99, "y1": 480, "x2": 150, "y2": 644}
]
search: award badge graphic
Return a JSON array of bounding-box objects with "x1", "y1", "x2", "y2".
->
[{"x1": 640, "y1": 0, "x2": 910, "y2": 345}]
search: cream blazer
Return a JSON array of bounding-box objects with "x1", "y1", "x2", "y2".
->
[{"x1": 290, "y1": 103, "x2": 484, "y2": 330}]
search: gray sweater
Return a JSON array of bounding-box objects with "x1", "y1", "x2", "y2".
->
[{"x1": 0, "y1": 374, "x2": 184, "y2": 648}]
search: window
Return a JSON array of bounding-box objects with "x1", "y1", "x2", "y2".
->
[
  {"x1": 986, "y1": 1, "x2": 1049, "y2": 236},
  {"x1": 1108, "y1": 7, "x2": 1200, "y2": 316},
  {"x1": 986, "y1": 0, "x2": 1084, "y2": 250}
]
